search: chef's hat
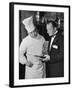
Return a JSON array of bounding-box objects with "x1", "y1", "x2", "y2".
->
[{"x1": 22, "y1": 16, "x2": 35, "y2": 33}]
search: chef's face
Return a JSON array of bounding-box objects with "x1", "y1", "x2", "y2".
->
[
  {"x1": 30, "y1": 30, "x2": 38, "y2": 38},
  {"x1": 46, "y1": 23, "x2": 55, "y2": 36}
]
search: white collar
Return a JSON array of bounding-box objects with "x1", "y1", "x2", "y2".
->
[{"x1": 53, "y1": 30, "x2": 58, "y2": 35}]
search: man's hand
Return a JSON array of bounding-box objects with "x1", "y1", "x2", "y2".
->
[
  {"x1": 26, "y1": 61, "x2": 33, "y2": 67},
  {"x1": 42, "y1": 55, "x2": 50, "y2": 62}
]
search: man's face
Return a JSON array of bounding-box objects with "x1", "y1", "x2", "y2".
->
[
  {"x1": 46, "y1": 23, "x2": 55, "y2": 36},
  {"x1": 29, "y1": 30, "x2": 38, "y2": 38}
]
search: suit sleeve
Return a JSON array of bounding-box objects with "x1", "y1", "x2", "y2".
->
[
  {"x1": 19, "y1": 38, "x2": 28, "y2": 65},
  {"x1": 50, "y1": 35, "x2": 64, "y2": 63}
]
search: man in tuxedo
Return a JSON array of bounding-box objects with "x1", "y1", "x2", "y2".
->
[{"x1": 43, "y1": 20, "x2": 64, "y2": 77}]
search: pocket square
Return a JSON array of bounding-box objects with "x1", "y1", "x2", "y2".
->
[{"x1": 52, "y1": 45, "x2": 58, "y2": 49}]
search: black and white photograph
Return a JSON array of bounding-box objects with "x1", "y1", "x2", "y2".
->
[{"x1": 9, "y1": 2, "x2": 70, "y2": 87}]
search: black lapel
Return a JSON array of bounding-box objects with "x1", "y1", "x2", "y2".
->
[
  {"x1": 49, "y1": 32, "x2": 59, "y2": 52},
  {"x1": 48, "y1": 37, "x2": 51, "y2": 54},
  {"x1": 52, "y1": 32, "x2": 60, "y2": 45}
]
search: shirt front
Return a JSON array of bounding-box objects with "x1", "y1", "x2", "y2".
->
[{"x1": 49, "y1": 30, "x2": 58, "y2": 51}]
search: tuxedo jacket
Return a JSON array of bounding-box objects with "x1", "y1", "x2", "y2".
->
[{"x1": 46, "y1": 32, "x2": 64, "y2": 77}]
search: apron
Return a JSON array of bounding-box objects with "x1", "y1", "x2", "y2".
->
[{"x1": 25, "y1": 36, "x2": 46, "y2": 79}]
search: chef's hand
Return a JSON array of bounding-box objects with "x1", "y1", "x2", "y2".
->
[
  {"x1": 42, "y1": 55, "x2": 50, "y2": 62},
  {"x1": 26, "y1": 61, "x2": 33, "y2": 67}
]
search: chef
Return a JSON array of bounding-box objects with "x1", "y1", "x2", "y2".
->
[{"x1": 19, "y1": 15, "x2": 46, "y2": 79}]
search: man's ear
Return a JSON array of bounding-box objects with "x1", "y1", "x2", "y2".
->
[{"x1": 54, "y1": 27, "x2": 57, "y2": 32}]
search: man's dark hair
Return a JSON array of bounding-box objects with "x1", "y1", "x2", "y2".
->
[{"x1": 46, "y1": 20, "x2": 58, "y2": 28}]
